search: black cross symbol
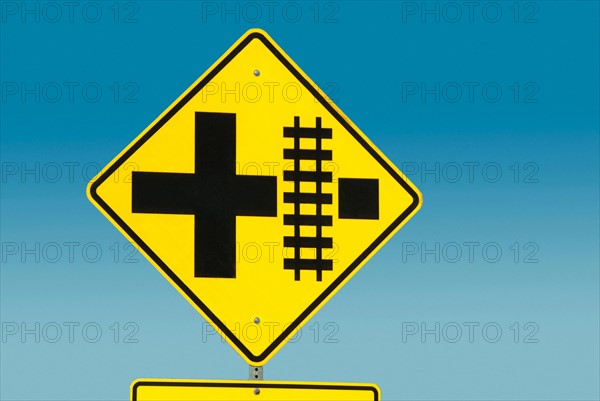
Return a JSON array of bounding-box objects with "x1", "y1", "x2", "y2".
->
[{"x1": 131, "y1": 112, "x2": 277, "y2": 279}]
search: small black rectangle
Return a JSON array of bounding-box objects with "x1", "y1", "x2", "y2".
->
[
  {"x1": 283, "y1": 127, "x2": 333, "y2": 139},
  {"x1": 284, "y1": 214, "x2": 333, "y2": 226},
  {"x1": 284, "y1": 258, "x2": 334, "y2": 271},
  {"x1": 283, "y1": 171, "x2": 333, "y2": 183},
  {"x1": 283, "y1": 149, "x2": 332, "y2": 161},
  {"x1": 338, "y1": 178, "x2": 379, "y2": 220},
  {"x1": 284, "y1": 236, "x2": 333, "y2": 248},
  {"x1": 283, "y1": 192, "x2": 333, "y2": 205}
]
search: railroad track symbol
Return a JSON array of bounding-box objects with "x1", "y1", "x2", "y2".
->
[{"x1": 283, "y1": 116, "x2": 380, "y2": 282}]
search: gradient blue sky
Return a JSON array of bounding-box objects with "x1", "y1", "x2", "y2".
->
[{"x1": 1, "y1": 1, "x2": 599, "y2": 400}]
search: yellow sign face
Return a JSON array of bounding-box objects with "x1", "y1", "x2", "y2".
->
[
  {"x1": 88, "y1": 29, "x2": 421, "y2": 365},
  {"x1": 131, "y1": 379, "x2": 380, "y2": 401}
]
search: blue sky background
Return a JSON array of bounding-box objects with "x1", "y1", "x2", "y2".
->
[{"x1": 1, "y1": 1, "x2": 599, "y2": 400}]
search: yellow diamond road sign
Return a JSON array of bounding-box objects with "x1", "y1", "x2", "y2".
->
[
  {"x1": 88, "y1": 29, "x2": 421, "y2": 365},
  {"x1": 132, "y1": 379, "x2": 380, "y2": 401}
]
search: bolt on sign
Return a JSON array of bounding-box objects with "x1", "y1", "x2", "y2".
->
[
  {"x1": 131, "y1": 380, "x2": 380, "y2": 401},
  {"x1": 87, "y1": 29, "x2": 421, "y2": 366}
]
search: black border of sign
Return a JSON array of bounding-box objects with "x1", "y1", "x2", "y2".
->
[
  {"x1": 131, "y1": 381, "x2": 380, "y2": 401},
  {"x1": 89, "y1": 31, "x2": 421, "y2": 363}
]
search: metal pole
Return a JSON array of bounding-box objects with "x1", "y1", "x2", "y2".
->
[
  {"x1": 249, "y1": 365, "x2": 263, "y2": 395},
  {"x1": 249, "y1": 365, "x2": 263, "y2": 380}
]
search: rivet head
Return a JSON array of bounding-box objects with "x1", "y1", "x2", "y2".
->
[
  {"x1": 254, "y1": 317, "x2": 260, "y2": 324},
  {"x1": 253, "y1": 69, "x2": 260, "y2": 76},
  {"x1": 254, "y1": 388, "x2": 260, "y2": 395}
]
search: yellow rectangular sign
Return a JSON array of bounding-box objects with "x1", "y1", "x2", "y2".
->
[{"x1": 132, "y1": 379, "x2": 380, "y2": 401}]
